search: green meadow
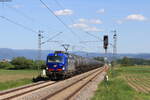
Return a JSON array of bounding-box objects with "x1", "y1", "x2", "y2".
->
[
  {"x1": 92, "y1": 66, "x2": 150, "y2": 100},
  {"x1": 0, "y1": 69, "x2": 39, "y2": 91}
]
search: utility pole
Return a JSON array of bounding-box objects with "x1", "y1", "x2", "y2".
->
[
  {"x1": 113, "y1": 30, "x2": 117, "y2": 58},
  {"x1": 37, "y1": 30, "x2": 44, "y2": 75},
  {"x1": 38, "y1": 31, "x2": 62, "y2": 60},
  {"x1": 112, "y1": 30, "x2": 117, "y2": 67},
  {"x1": 38, "y1": 30, "x2": 44, "y2": 61},
  {"x1": 36, "y1": 31, "x2": 62, "y2": 77}
]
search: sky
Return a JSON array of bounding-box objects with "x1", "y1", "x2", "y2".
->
[{"x1": 0, "y1": 0, "x2": 150, "y2": 53}]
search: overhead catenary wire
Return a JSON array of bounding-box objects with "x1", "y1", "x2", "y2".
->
[
  {"x1": 53, "y1": 0, "x2": 103, "y2": 41},
  {"x1": 39, "y1": 0, "x2": 81, "y2": 40},
  {"x1": 86, "y1": 32, "x2": 103, "y2": 41},
  {"x1": 54, "y1": 0, "x2": 113, "y2": 54},
  {"x1": 86, "y1": 31, "x2": 113, "y2": 47},
  {"x1": 0, "y1": 16, "x2": 38, "y2": 34},
  {"x1": 5, "y1": 4, "x2": 60, "y2": 34},
  {"x1": 0, "y1": 15, "x2": 63, "y2": 44},
  {"x1": 53, "y1": 0, "x2": 89, "y2": 40},
  {"x1": 5, "y1": 4, "x2": 35, "y2": 22},
  {"x1": 0, "y1": 16, "x2": 63, "y2": 41},
  {"x1": 53, "y1": 0, "x2": 76, "y2": 24},
  {"x1": 53, "y1": 0, "x2": 90, "y2": 48},
  {"x1": 42, "y1": 32, "x2": 63, "y2": 44}
]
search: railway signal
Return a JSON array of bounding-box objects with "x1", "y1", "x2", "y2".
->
[
  {"x1": 103, "y1": 35, "x2": 109, "y2": 52},
  {"x1": 103, "y1": 35, "x2": 109, "y2": 64}
]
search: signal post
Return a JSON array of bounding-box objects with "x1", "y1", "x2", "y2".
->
[{"x1": 103, "y1": 35, "x2": 109, "y2": 64}]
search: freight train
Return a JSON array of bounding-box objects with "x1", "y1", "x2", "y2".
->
[{"x1": 45, "y1": 51, "x2": 103, "y2": 79}]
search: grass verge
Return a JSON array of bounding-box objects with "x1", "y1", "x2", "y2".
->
[
  {"x1": 92, "y1": 66, "x2": 150, "y2": 100},
  {"x1": 0, "y1": 69, "x2": 39, "y2": 91},
  {"x1": 0, "y1": 78, "x2": 33, "y2": 91}
]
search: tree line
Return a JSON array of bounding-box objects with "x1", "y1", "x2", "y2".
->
[
  {"x1": 94, "y1": 56, "x2": 150, "y2": 66},
  {"x1": 1, "y1": 56, "x2": 150, "y2": 70},
  {"x1": 117, "y1": 57, "x2": 150, "y2": 66},
  {"x1": 0, "y1": 57, "x2": 45, "y2": 70}
]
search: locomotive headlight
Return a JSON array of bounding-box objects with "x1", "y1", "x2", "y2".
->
[{"x1": 62, "y1": 67, "x2": 65, "y2": 70}]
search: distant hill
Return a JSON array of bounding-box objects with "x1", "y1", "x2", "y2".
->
[
  {"x1": 0, "y1": 48, "x2": 51, "y2": 60},
  {"x1": 0, "y1": 48, "x2": 150, "y2": 60}
]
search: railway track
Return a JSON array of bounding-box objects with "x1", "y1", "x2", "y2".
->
[
  {"x1": 42, "y1": 66, "x2": 107, "y2": 100},
  {"x1": 0, "y1": 66, "x2": 108, "y2": 100},
  {"x1": 0, "y1": 81, "x2": 56, "y2": 100}
]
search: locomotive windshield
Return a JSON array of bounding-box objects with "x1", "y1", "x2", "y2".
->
[{"x1": 47, "y1": 56, "x2": 63, "y2": 63}]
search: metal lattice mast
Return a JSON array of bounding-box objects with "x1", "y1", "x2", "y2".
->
[
  {"x1": 113, "y1": 30, "x2": 117, "y2": 58},
  {"x1": 111, "y1": 30, "x2": 117, "y2": 68},
  {"x1": 37, "y1": 30, "x2": 44, "y2": 75},
  {"x1": 38, "y1": 30, "x2": 44, "y2": 61}
]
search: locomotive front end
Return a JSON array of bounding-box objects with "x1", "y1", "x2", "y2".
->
[{"x1": 46, "y1": 52, "x2": 67, "y2": 78}]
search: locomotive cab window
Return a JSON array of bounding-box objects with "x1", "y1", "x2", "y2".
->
[{"x1": 47, "y1": 56, "x2": 63, "y2": 63}]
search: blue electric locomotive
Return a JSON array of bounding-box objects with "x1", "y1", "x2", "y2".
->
[
  {"x1": 46, "y1": 52, "x2": 67, "y2": 72},
  {"x1": 46, "y1": 51, "x2": 103, "y2": 79}
]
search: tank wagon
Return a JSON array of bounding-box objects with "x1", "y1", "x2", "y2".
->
[{"x1": 46, "y1": 51, "x2": 103, "y2": 79}]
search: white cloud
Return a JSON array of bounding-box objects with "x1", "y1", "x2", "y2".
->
[
  {"x1": 78, "y1": 18, "x2": 87, "y2": 23},
  {"x1": 126, "y1": 14, "x2": 146, "y2": 21},
  {"x1": 69, "y1": 23, "x2": 88, "y2": 29},
  {"x1": 117, "y1": 14, "x2": 147, "y2": 24},
  {"x1": 69, "y1": 23, "x2": 103, "y2": 32},
  {"x1": 84, "y1": 27, "x2": 103, "y2": 32},
  {"x1": 54, "y1": 9, "x2": 73, "y2": 16},
  {"x1": 89, "y1": 19, "x2": 102, "y2": 24},
  {"x1": 97, "y1": 9, "x2": 105, "y2": 14},
  {"x1": 78, "y1": 18, "x2": 102, "y2": 24},
  {"x1": 12, "y1": 5, "x2": 24, "y2": 9}
]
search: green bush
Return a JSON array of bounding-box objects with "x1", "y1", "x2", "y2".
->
[
  {"x1": 10, "y1": 57, "x2": 45, "y2": 70},
  {"x1": 0, "y1": 57, "x2": 45, "y2": 70},
  {"x1": 11, "y1": 57, "x2": 32, "y2": 69},
  {"x1": 0, "y1": 62, "x2": 15, "y2": 69}
]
